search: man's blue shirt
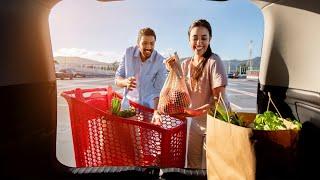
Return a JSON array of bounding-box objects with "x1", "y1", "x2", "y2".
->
[{"x1": 115, "y1": 46, "x2": 167, "y2": 108}]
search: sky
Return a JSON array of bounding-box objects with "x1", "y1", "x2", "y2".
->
[{"x1": 49, "y1": 0, "x2": 264, "y2": 63}]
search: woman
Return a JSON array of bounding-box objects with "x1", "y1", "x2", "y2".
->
[{"x1": 165, "y1": 19, "x2": 228, "y2": 169}]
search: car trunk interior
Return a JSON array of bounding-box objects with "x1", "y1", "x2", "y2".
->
[
  {"x1": 255, "y1": 0, "x2": 320, "y2": 179},
  {"x1": 0, "y1": 0, "x2": 319, "y2": 179}
]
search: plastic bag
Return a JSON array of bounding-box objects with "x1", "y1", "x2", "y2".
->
[{"x1": 158, "y1": 53, "x2": 191, "y2": 115}]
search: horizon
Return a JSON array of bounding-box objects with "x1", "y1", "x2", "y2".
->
[{"x1": 54, "y1": 55, "x2": 262, "y2": 64}]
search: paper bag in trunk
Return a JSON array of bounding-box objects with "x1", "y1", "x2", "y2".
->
[
  {"x1": 206, "y1": 112, "x2": 256, "y2": 180},
  {"x1": 206, "y1": 93, "x2": 300, "y2": 180}
]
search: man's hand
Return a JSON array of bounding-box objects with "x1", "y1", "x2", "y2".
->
[
  {"x1": 115, "y1": 76, "x2": 137, "y2": 90},
  {"x1": 125, "y1": 76, "x2": 136, "y2": 91},
  {"x1": 151, "y1": 110, "x2": 162, "y2": 125}
]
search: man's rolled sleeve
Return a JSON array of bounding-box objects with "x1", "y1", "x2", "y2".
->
[{"x1": 115, "y1": 55, "x2": 126, "y2": 84}]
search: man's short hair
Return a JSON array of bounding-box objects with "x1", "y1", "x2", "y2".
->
[{"x1": 137, "y1": 27, "x2": 156, "y2": 42}]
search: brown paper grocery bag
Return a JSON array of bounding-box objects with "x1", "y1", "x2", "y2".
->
[
  {"x1": 206, "y1": 92, "x2": 301, "y2": 179},
  {"x1": 206, "y1": 93, "x2": 256, "y2": 180},
  {"x1": 206, "y1": 112, "x2": 256, "y2": 180},
  {"x1": 252, "y1": 92, "x2": 300, "y2": 177}
]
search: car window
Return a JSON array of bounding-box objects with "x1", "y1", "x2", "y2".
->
[{"x1": 50, "y1": 0, "x2": 263, "y2": 169}]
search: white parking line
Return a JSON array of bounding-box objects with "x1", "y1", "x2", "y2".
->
[
  {"x1": 227, "y1": 88, "x2": 257, "y2": 97},
  {"x1": 58, "y1": 79, "x2": 114, "y2": 90},
  {"x1": 230, "y1": 102, "x2": 256, "y2": 111},
  {"x1": 228, "y1": 93, "x2": 247, "y2": 96},
  {"x1": 229, "y1": 83, "x2": 257, "y2": 87},
  {"x1": 230, "y1": 102, "x2": 242, "y2": 109},
  {"x1": 115, "y1": 89, "x2": 122, "y2": 93}
]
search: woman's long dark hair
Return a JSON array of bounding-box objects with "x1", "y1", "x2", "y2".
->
[{"x1": 188, "y1": 19, "x2": 213, "y2": 81}]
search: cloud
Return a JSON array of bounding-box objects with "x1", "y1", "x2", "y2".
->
[{"x1": 53, "y1": 48, "x2": 122, "y2": 63}]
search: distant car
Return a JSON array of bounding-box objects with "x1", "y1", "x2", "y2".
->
[
  {"x1": 232, "y1": 72, "x2": 239, "y2": 79},
  {"x1": 55, "y1": 69, "x2": 75, "y2": 80},
  {"x1": 74, "y1": 71, "x2": 86, "y2": 78},
  {"x1": 227, "y1": 73, "x2": 233, "y2": 78},
  {"x1": 227, "y1": 72, "x2": 239, "y2": 79},
  {"x1": 238, "y1": 74, "x2": 246, "y2": 79}
]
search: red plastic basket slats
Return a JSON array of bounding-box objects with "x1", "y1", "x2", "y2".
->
[{"x1": 61, "y1": 87, "x2": 186, "y2": 168}]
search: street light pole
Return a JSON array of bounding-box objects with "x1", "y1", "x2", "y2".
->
[{"x1": 249, "y1": 40, "x2": 253, "y2": 71}]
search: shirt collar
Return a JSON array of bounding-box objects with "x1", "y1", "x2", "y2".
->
[{"x1": 133, "y1": 46, "x2": 156, "y2": 63}]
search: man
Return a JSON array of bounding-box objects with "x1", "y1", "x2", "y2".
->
[{"x1": 115, "y1": 27, "x2": 167, "y2": 115}]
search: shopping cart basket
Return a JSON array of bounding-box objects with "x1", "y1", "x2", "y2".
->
[{"x1": 61, "y1": 87, "x2": 186, "y2": 168}]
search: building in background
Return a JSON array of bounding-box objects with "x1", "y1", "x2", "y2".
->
[{"x1": 54, "y1": 56, "x2": 119, "y2": 77}]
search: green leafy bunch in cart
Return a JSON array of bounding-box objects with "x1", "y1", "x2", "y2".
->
[{"x1": 111, "y1": 97, "x2": 136, "y2": 118}]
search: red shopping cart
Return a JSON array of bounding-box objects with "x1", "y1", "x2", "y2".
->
[{"x1": 61, "y1": 87, "x2": 186, "y2": 168}]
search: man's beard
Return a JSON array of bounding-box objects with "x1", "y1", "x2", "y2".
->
[{"x1": 142, "y1": 49, "x2": 153, "y2": 58}]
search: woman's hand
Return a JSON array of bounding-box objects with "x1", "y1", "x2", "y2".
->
[
  {"x1": 172, "y1": 104, "x2": 211, "y2": 119},
  {"x1": 151, "y1": 110, "x2": 162, "y2": 125},
  {"x1": 164, "y1": 56, "x2": 177, "y2": 71},
  {"x1": 153, "y1": 104, "x2": 210, "y2": 122}
]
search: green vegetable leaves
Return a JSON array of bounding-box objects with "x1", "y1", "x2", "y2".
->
[
  {"x1": 111, "y1": 97, "x2": 121, "y2": 114},
  {"x1": 111, "y1": 97, "x2": 136, "y2": 118},
  {"x1": 253, "y1": 111, "x2": 302, "y2": 130},
  {"x1": 209, "y1": 103, "x2": 244, "y2": 126},
  {"x1": 116, "y1": 108, "x2": 136, "y2": 118},
  {"x1": 209, "y1": 104, "x2": 302, "y2": 130}
]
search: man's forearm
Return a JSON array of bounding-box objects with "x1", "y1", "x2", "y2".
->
[{"x1": 115, "y1": 77, "x2": 126, "y2": 88}]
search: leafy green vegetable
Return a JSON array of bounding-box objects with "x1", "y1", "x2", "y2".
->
[
  {"x1": 111, "y1": 97, "x2": 121, "y2": 114},
  {"x1": 209, "y1": 103, "x2": 244, "y2": 126},
  {"x1": 293, "y1": 120, "x2": 302, "y2": 129},
  {"x1": 253, "y1": 111, "x2": 302, "y2": 130},
  {"x1": 117, "y1": 108, "x2": 136, "y2": 118},
  {"x1": 111, "y1": 97, "x2": 136, "y2": 118}
]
